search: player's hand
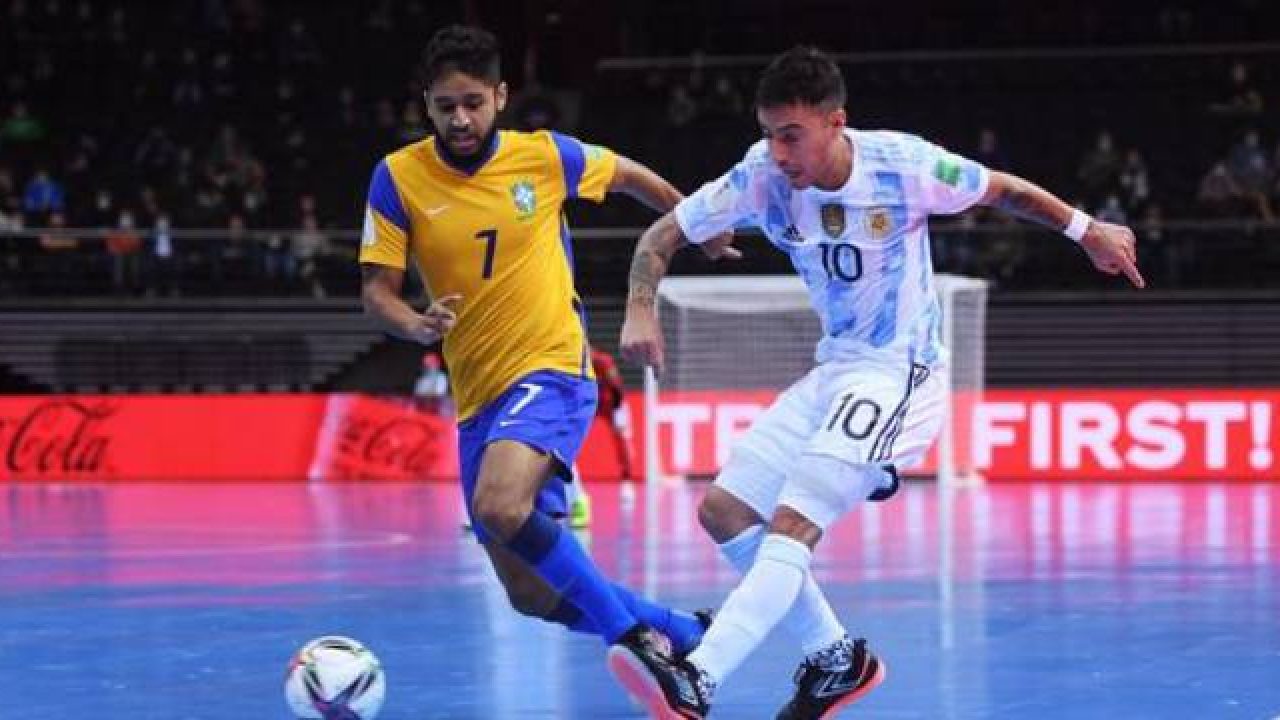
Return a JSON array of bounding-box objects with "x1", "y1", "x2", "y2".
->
[
  {"x1": 619, "y1": 305, "x2": 665, "y2": 374},
  {"x1": 700, "y1": 231, "x2": 742, "y2": 261},
  {"x1": 1081, "y1": 221, "x2": 1145, "y2": 288},
  {"x1": 412, "y1": 294, "x2": 462, "y2": 344}
]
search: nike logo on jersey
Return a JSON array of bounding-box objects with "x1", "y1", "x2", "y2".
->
[{"x1": 426, "y1": 205, "x2": 449, "y2": 216}]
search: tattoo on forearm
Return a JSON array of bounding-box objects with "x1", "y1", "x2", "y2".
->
[
  {"x1": 628, "y1": 245, "x2": 673, "y2": 307},
  {"x1": 990, "y1": 177, "x2": 1065, "y2": 229}
]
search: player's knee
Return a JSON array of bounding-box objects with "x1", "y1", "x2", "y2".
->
[
  {"x1": 776, "y1": 454, "x2": 886, "y2": 535},
  {"x1": 472, "y1": 486, "x2": 533, "y2": 543},
  {"x1": 698, "y1": 485, "x2": 761, "y2": 543},
  {"x1": 769, "y1": 505, "x2": 823, "y2": 547}
]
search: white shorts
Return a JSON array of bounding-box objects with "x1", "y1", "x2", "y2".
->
[{"x1": 715, "y1": 358, "x2": 945, "y2": 521}]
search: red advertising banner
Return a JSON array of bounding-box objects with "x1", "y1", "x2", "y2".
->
[
  {"x1": 0, "y1": 395, "x2": 324, "y2": 481},
  {"x1": 307, "y1": 394, "x2": 457, "y2": 481},
  {"x1": 967, "y1": 389, "x2": 1276, "y2": 480},
  {"x1": 0, "y1": 394, "x2": 455, "y2": 482},
  {"x1": 1, "y1": 390, "x2": 1275, "y2": 482},
  {"x1": 602, "y1": 388, "x2": 1280, "y2": 481}
]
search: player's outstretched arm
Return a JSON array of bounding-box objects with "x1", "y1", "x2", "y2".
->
[
  {"x1": 609, "y1": 155, "x2": 684, "y2": 215},
  {"x1": 979, "y1": 171, "x2": 1145, "y2": 288},
  {"x1": 619, "y1": 212, "x2": 684, "y2": 372},
  {"x1": 360, "y1": 263, "x2": 460, "y2": 345},
  {"x1": 610, "y1": 156, "x2": 740, "y2": 261}
]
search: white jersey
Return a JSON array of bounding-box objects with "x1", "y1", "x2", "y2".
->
[{"x1": 675, "y1": 129, "x2": 989, "y2": 368}]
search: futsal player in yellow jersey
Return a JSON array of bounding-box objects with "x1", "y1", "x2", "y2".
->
[{"x1": 358, "y1": 26, "x2": 736, "y2": 681}]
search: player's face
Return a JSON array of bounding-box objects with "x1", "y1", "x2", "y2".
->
[
  {"x1": 425, "y1": 71, "x2": 508, "y2": 159},
  {"x1": 757, "y1": 103, "x2": 847, "y2": 189}
]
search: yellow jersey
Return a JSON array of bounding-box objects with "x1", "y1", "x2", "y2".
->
[{"x1": 359, "y1": 130, "x2": 617, "y2": 421}]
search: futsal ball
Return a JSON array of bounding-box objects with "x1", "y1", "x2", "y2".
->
[{"x1": 284, "y1": 635, "x2": 386, "y2": 720}]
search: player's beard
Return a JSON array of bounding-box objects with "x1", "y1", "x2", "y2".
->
[{"x1": 438, "y1": 124, "x2": 499, "y2": 171}]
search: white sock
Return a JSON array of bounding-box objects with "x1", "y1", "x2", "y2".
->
[
  {"x1": 689, "y1": 534, "x2": 811, "y2": 684},
  {"x1": 718, "y1": 525, "x2": 847, "y2": 656}
]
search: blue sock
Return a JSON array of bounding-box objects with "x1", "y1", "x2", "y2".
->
[
  {"x1": 505, "y1": 510, "x2": 636, "y2": 644},
  {"x1": 609, "y1": 583, "x2": 706, "y2": 654},
  {"x1": 546, "y1": 587, "x2": 706, "y2": 653},
  {"x1": 546, "y1": 598, "x2": 597, "y2": 635}
]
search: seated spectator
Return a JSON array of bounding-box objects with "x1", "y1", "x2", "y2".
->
[
  {"x1": 1138, "y1": 204, "x2": 1183, "y2": 287},
  {"x1": 1226, "y1": 130, "x2": 1274, "y2": 220},
  {"x1": 0, "y1": 166, "x2": 17, "y2": 214},
  {"x1": 514, "y1": 89, "x2": 561, "y2": 132},
  {"x1": 0, "y1": 206, "x2": 20, "y2": 293},
  {"x1": 146, "y1": 213, "x2": 181, "y2": 297},
  {"x1": 290, "y1": 213, "x2": 345, "y2": 298},
  {"x1": 666, "y1": 82, "x2": 698, "y2": 128},
  {"x1": 261, "y1": 229, "x2": 294, "y2": 288},
  {"x1": 35, "y1": 212, "x2": 80, "y2": 292},
  {"x1": 220, "y1": 212, "x2": 255, "y2": 290},
  {"x1": 37, "y1": 212, "x2": 77, "y2": 252},
  {"x1": 1209, "y1": 61, "x2": 1263, "y2": 117},
  {"x1": 105, "y1": 210, "x2": 144, "y2": 294},
  {"x1": 1, "y1": 101, "x2": 46, "y2": 151},
  {"x1": 1096, "y1": 194, "x2": 1128, "y2": 225},
  {"x1": 1118, "y1": 149, "x2": 1150, "y2": 213},
  {"x1": 1196, "y1": 162, "x2": 1246, "y2": 217},
  {"x1": 397, "y1": 101, "x2": 429, "y2": 144},
  {"x1": 1077, "y1": 131, "x2": 1121, "y2": 204},
  {"x1": 973, "y1": 128, "x2": 1010, "y2": 172},
  {"x1": 22, "y1": 168, "x2": 65, "y2": 220}
]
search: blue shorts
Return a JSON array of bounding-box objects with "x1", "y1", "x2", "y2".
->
[{"x1": 459, "y1": 369, "x2": 597, "y2": 543}]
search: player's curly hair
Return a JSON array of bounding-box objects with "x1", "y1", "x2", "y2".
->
[
  {"x1": 755, "y1": 45, "x2": 846, "y2": 111},
  {"x1": 421, "y1": 25, "x2": 501, "y2": 89}
]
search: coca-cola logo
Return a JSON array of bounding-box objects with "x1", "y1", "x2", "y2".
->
[
  {"x1": 334, "y1": 412, "x2": 443, "y2": 476},
  {"x1": 0, "y1": 399, "x2": 117, "y2": 476}
]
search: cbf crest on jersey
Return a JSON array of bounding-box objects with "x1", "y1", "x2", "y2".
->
[
  {"x1": 820, "y1": 203, "x2": 846, "y2": 238},
  {"x1": 863, "y1": 206, "x2": 896, "y2": 240},
  {"x1": 510, "y1": 179, "x2": 537, "y2": 220}
]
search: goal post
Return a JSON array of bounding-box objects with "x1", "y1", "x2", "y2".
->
[{"x1": 641, "y1": 273, "x2": 988, "y2": 494}]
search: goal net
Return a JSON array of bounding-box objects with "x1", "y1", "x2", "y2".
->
[{"x1": 642, "y1": 273, "x2": 988, "y2": 491}]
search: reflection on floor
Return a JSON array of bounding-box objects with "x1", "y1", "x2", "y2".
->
[{"x1": 3, "y1": 480, "x2": 1278, "y2": 719}]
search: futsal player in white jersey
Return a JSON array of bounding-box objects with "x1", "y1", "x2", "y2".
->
[{"x1": 610, "y1": 46, "x2": 1144, "y2": 719}]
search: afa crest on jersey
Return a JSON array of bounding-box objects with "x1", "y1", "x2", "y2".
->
[
  {"x1": 510, "y1": 179, "x2": 537, "y2": 220},
  {"x1": 863, "y1": 206, "x2": 896, "y2": 240},
  {"x1": 821, "y1": 203, "x2": 846, "y2": 238}
]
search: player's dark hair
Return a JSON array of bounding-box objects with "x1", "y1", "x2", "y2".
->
[
  {"x1": 421, "y1": 25, "x2": 501, "y2": 89},
  {"x1": 755, "y1": 45, "x2": 846, "y2": 110}
]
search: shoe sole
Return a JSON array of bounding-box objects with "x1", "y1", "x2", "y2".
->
[
  {"x1": 606, "y1": 646, "x2": 695, "y2": 720},
  {"x1": 818, "y1": 657, "x2": 886, "y2": 720}
]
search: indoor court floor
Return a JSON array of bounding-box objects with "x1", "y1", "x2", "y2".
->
[{"x1": 3, "y1": 480, "x2": 1279, "y2": 719}]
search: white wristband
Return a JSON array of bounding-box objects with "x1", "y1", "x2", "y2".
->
[{"x1": 1063, "y1": 209, "x2": 1091, "y2": 244}]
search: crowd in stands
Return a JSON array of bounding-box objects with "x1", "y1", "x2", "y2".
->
[{"x1": 1, "y1": 0, "x2": 1278, "y2": 296}]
